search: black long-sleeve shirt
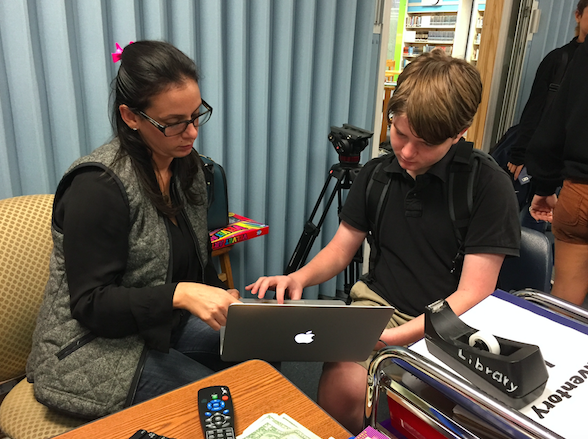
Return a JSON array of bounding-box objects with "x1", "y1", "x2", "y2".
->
[
  {"x1": 509, "y1": 38, "x2": 579, "y2": 165},
  {"x1": 526, "y1": 39, "x2": 588, "y2": 195},
  {"x1": 55, "y1": 168, "x2": 226, "y2": 352}
]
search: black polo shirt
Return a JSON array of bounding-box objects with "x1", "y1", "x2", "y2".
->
[{"x1": 340, "y1": 143, "x2": 520, "y2": 316}]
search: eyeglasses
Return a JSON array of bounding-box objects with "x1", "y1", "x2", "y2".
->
[{"x1": 137, "y1": 100, "x2": 213, "y2": 137}]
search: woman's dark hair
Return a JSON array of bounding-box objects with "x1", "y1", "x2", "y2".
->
[{"x1": 111, "y1": 40, "x2": 204, "y2": 216}]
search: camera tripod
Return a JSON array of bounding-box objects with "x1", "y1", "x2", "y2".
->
[{"x1": 284, "y1": 160, "x2": 364, "y2": 298}]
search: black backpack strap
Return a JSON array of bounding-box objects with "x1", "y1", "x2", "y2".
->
[
  {"x1": 366, "y1": 160, "x2": 392, "y2": 233},
  {"x1": 448, "y1": 140, "x2": 475, "y2": 246},
  {"x1": 448, "y1": 140, "x2": 479, "y2": 273},
  {"x1": 546, "y1": 49, "x2": 570, "y2": 107},
  {"x1": 363, "y1": 156, "x2": 393, "y2": 283}
]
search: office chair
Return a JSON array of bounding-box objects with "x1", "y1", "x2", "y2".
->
[
  {"x1": 497, "y1": 226, "x2": 553, "y2": 293},
  {"x1": 0, "y1": 195, "x2": 84, "y2": 439}
]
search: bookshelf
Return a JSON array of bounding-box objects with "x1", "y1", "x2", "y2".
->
[
  {"x1": 400, "y1": 1, "x2": 474, "y2": 69},
  {"x1": 466, "y1": 0, "x2": 485, "y2": 65},
  {"x1": 209, "y1": 213, "x2": 268, "y2": 251}
]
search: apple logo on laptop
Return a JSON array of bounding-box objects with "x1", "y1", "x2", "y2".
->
[{"x1": 294, "y1": 330, "x2": 315, "y2": 344}]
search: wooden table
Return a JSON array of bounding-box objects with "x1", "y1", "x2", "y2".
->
[
  {"x1": 380, "y1": 84, "x2": 396, "y2": 145},
  {"x1": 55, "y1": 360, "x2": 350, "y2": 439}
]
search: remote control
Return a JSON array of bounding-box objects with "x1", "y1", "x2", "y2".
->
[
  {"x1": 197, "y1": 385, "x2": 235, "y2": 439},
  {"x1": 128, "y1": 430, "x2": 175, "y2": 439}
]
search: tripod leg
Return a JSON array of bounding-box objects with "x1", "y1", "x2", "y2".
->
[
  {"x1": 284, "y1": 175, "x2": 342, "y2": 274},
  {"x1": 285, "y1": 164, "x2": 364, "y2": 295},
  {"x1": 343, "y1": 246, "x2": 364, "y2": 303}
]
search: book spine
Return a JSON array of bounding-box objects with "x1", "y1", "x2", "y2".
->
[{"x1": 211, "y1": 227, "x2": 268, "y2": 250}]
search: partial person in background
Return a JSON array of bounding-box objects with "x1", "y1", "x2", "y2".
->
[
  {"x1": 507, "y1": 0, "x2": 588, "y2": 229},
  {"x1": 526, "y1": 36, "x2": 588, "y2": 306},
  {"x1": 26, "y1": 41, "x2": 240, "y2": 420}
]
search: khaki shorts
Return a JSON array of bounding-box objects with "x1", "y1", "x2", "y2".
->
[{"x1": 350, "y1": 281, "x2": 415, "y2": 369}]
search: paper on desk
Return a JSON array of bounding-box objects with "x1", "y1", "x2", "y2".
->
[
  {"x1": 237, "y1": 413, "x2": 322, "y2": 439},
  {"x1": 410, "y1": 295, "x2": 588, "y2": 439}
]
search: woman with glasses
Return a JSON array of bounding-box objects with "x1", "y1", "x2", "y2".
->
[{"x1": 26, "y1": 41, "x2": 240, "y2": 420}]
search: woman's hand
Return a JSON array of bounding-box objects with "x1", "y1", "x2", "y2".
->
[
  {"x1": 529, "y1": 194, "x2": 558, "y2": 222},
  {"x1": 245, "y1": 275, "x2": 304, "y2": 303},
  {"x1": 173, "y1": 283, "x2": 241, "y2": 330},
  {"x1": 226, "y1": 288, "x2": 241, "y2": 300}
]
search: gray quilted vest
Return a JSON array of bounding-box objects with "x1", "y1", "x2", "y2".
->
[{"x1": 26, "y1": 140, "x2": 209, "y2": 419}]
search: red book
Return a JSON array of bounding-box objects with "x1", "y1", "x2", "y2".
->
[{"x1": 209, "y1": 213, "x2": 269, "y2": 250}]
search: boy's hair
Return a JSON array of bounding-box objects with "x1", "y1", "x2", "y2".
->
[{"x1": 387, "y1": 50, "x2": 482, "y2": 145}]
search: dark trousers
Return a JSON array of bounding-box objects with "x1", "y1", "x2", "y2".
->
[{"x1": 132, "y1": 315, "x2": 234, "y2": 404}]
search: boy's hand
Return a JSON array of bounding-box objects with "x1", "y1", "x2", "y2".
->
[{"x1": 245, "y1": 275, "x2": 303, "y2": 303}]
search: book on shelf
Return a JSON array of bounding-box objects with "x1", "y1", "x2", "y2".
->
[{"x1": 209, "y1": 213, "x2": 269, "y2": 250}]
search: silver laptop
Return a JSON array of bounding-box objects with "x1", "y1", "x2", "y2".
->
[{"x1": 219, "y1": 299, "x2": 395, "y2": 362}]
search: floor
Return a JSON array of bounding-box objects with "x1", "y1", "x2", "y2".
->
[
  {"x1": 280, "y1": 361, "x2": 390, "y2": 424},
  {"x1": 280, "y1": 361, "x2": 323, "y2": 403}
]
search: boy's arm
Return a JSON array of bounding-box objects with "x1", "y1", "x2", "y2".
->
[
  {"x1": 379, "y1": 252, "x2": 505, "y2": 347},
  {"x1": 289, "y1": 221, "x2": 367, "y2": 288},
  {"x1": 247, "y1": 221, "x2": 367, "y2": 301}
]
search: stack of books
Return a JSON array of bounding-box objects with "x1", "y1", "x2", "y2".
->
[{"x1": 209, "y1": 213, "x2": 269, "y2": 250}]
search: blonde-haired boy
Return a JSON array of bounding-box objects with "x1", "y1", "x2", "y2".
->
[{"x1": 248, "y1": 50, "x2": 520, "y2": 434}]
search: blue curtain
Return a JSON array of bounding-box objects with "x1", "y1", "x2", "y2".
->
[{"x1": 0, "y1": 0, "x2": 380, "y2": 298}]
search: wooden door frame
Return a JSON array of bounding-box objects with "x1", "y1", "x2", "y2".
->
[{"x1": 467, "y1": 0, "x2": 509, "y2": 150}]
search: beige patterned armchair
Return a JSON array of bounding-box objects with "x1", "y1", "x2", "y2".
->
[{"x1": 0, "y1": 195, "x2": 84, "y2": 439}]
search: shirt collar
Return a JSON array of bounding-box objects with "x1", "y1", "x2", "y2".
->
[{"x1": 382, "y1": 141, "x2": 460, "y2": 183}]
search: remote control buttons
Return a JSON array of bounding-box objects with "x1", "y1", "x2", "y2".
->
[
  {"x1": 207, "y1": 399, "x2": 226, "y2": 411},
  {"x1": 205, "y1": 413, "x2": 231, "y2": 428}
]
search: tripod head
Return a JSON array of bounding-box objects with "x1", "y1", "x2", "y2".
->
[
  {"x1": 286, "y1": 124, "x2": 372, "y2": 278},
  {"x1": 328, "y1": 124, "x2": 373, "y2": 167}
]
